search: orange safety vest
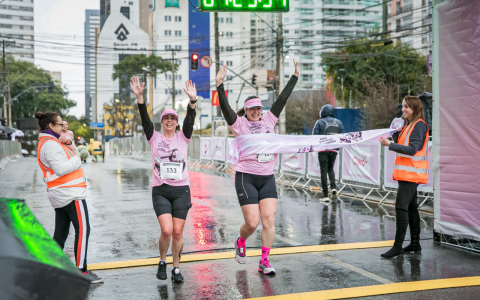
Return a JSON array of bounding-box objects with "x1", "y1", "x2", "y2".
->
[
  {"x1": 392, "y1": 119, "x2": 429, "y2": 184},
  {"x1": 37, "y1": 136, "x2": 87, "y2": 189}
]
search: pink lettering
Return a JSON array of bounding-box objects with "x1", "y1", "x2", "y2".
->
[{"x1": 353, "y1": 154, "x2": 368, "y2": 166}]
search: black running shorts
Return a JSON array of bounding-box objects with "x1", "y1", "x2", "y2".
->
[
  {"x1": 152, "y1": 184, "x2": 192, "y2": 220},
  {"x1": 235, "y1": 171, "x2": 278, "y2": 206}
]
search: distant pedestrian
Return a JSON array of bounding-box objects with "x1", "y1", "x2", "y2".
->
[
  {"x1": 35, "y1": 111, "x2": 103, "y2": 283},
  {"x1": 380, "y1": 96, "x2": 428, "y2": 258},
  {"x1": 312, "y1": 104, "x2": 344, "y2": 202},
  {"x1": 61, "y1": 120, "x2": 74, "y2": 140},
  {"x1": 214, "y1": 120, "x2": 228, "y2": 136}
]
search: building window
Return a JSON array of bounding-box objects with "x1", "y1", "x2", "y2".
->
[
  {"x1": 165, "y1": 74, "x2": 172, "y2": 80},
  {"x1": 219, "y1": 17, "x2": 224, "y2": 23},
  {"x1": 175, "y1": 30, "x2": 181, "y2": 36},
  {"x1": 129, "y1": 1, "x2": 133, "y2": 4},
  {"x1": 175, "y1": 45, "x2": 181, "y2": 50},
  {"x1": 396, "y1": 19, "x2": 401, "y2": 31},
  {"x1": 226, "y1": 61, "x2": 233, "y2": 66},
  {"x1": 175, "y1": 59, "x2": 181, "y2": 65},
  {"x1": 301, "y1": 74, "x2": 313, "y2": 82},
  {"x1": 226, "y1": 46, "x2": 233, "y2": 52},
  {"x1": 165, "y1": 16, "x2": 171, "y2": 21},
  {"x1": 120, "y1": 7, "x2": 130, "y2": 19},
  {"x1": 284, "y1": 30, "x2": 289, "y2": 34},
  {"x1": 226, "y1": 17, "x2": 233, "y2": 23},
  {"x1": 225, "y1": 32, "x2": 233, "y2": 37},
  {"x1": 251, "y1": 20, "x2": 255, "y2": 27},
  {"x1": 226, "y1": 75, "x2": 233, "y2": 81},
  {"x1": 175, "y1": 75, "x2": 182, "y2": 80},
  {"x1": 220, "y1": 46, "x2": 224, "y2": 52},
  {"x1": 175, "y1": 16, "x2": 181, "y2": 22},
  {"x1": 165, "y1": 45, "x2": 172, "y2": 50},
  {"x1": 165, "y1": 30, "x2": 171, "y2": 36}
]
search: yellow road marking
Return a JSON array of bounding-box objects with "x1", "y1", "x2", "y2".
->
[
  {"x1": 254, "y1": 276, "x2": 480, "y2": 300},
  {"x1": 88, "y1": 240, "x2": 394, "y2": 271}
]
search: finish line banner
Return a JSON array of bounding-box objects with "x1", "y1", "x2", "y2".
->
[{"x1": 229, "y1": 118, "x2": 404, "y2": 164}]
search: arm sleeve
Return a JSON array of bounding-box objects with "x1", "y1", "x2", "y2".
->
[
  {"x1": 389, "y1": 122, "x2": 427, "y2": 156},
  {"x1": 312, "y1": 120, "x2": 321, "y2": 135},
  {"x1": 339, "y1": 120, "x2": 345, "y2": 133},
  {"x1": 217, "y1": 83, "x2": 237, "y2": 126},
  {"x1": 42, "y1": 142, "x2": 82, "y2": 177},
  {"x1": 138, "y1": 103, "x2": 154, "y2": 141},
  {"x1": 182, "y1": 105, "x2": 197, "y2": 139},
  {"x1": 270, "y1": 75, "x2": 299, "y2": 118}
]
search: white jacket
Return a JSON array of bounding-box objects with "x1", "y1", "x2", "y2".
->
[{"x1": 39, "y1": 133, "x2": 87, "y2": 208}]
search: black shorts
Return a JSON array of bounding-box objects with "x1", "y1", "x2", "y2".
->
[
  {"x1": 235, "y1": 171, "x2": 278, "y2": 206},
  {"x1": 152, "y1": 184, "x2": 192, "y2": 220}
]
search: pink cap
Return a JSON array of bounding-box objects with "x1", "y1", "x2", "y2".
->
[
  {"x1": 244, "y1": 97, "x2": 263, "y2": 109},
  {"x1": 161, "y1": 109, "x2": 178, "y2": 121}
]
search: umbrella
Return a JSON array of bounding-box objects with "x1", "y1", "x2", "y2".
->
[
  {"x1": 0, "y1": 198, "x2": 90, "y2": 299},
  {"x1": 11, "y1": 129, "x2": 24, "y2": 140},
  {"x1": 2, "y1": 126, "x2": 15, "y2": 134}
]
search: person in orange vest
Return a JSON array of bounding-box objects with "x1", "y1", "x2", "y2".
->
[
  {"x1": 35, "y1": 111, "x2": 104, "y2": 283},
  {"x1": 380, "y1": 96, "x2": 429, "y2": 258}
]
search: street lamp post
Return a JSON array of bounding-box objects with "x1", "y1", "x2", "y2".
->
[{"x1": 339, "y1": 69, "x2": 345, "y2": 108}]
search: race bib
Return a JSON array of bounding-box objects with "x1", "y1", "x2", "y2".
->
[
  {"x1": 257, "y1": 154, "x2": 274, "y2": 163},
  {"x1": 160, "y1": 162, "x2": 183, "y2": 180}
]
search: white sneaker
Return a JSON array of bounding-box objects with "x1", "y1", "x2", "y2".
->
[
  {"x1": 320, "y1": 197, "x2": 330, "y2": 202},
  {"x1": 331, "y1": 189, "x2": 337, "y2": 196}
]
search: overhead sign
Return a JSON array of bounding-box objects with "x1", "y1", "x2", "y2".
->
[
  {"x1": 199, "y1": 0, "x2": 289, "y2": 12},
  {"x1": 90, "y1": 122, "x2": 105, "y2": 129},
  {"x1": 200, "y1": 55, "x2": 213, "y2": 68}
]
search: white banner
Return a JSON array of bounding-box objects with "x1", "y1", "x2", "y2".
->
[
  {"x1": 307, "y1": 151, "x2": 339, "y2": 178},
  {"x1": 200, "y1": 137, "x2": 213, "y2": 160},
  {"x1": 342, "y1": 142, "x2": 381, "y2": 186},
  {"x1": 281, "y1": 153, "x2": 306, "y2": 175},
  {"x1": 212, "y1": 137, "x2": 226, "y2": 162},
  {"x1": 383, "y1": 142, "x2": 433, "y2": 193},
  {"x1": 226, "y1": 137, "x2": 235, "y2": 164},
  {"x1": 274, "y1": 154, "x2": 280, "y2": 171},
  {"x1": 229, "y1": 118, "x2": 404, "y2": 164}
]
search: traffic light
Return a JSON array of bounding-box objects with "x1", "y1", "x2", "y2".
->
[
  {"x1": 190, "y1": 53, "x2": 199, "y2": 70},
  {"x1": 77, "y1": 136, "x2": 81, "y2": 141},
  {"x1": 252, "y1": 74, "x2": 257, "y2": 85}
]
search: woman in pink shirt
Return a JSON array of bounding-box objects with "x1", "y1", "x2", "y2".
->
[
  {"x1": 130, "y1": 76, "x2": 197, "y2": 283},
  {"x1": 216, "y1": 62, "x2": 300, "y2": 274}
]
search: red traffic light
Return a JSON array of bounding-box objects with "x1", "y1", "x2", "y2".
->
[
  {"x1": 192, "y1": 54, "x2": 198, "y2": 60},
  {"x1": 77, "y1": 136, "x2": 81, "y2": 141}
]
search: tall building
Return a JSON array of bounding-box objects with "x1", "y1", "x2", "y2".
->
[
  {"x1": 252, "y1": 1, "x2": 383, "y2": 92},
  {"x1": 48, "y1": 71, "x2": 62, "y2": 85},
  {"x1": 85, "y1": 10, "x2": 100, "y2": 120},
  {"x1": 100, "y1": 0, "x2": 149, "y2": 32},
  {"x1": 387, "y1": 0, "x2": 432, "y2": 57},
  {"x1": 0, "y1": 0, "x2": 34, "y2": 63},
  {"x1": 96, "y1": 0, "x2": 149, "y2": 135}
]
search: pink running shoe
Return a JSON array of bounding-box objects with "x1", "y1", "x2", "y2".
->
[
  {"x1": 258, "y1": 258, "x2": 276, "y2": 275},
  {"x1": 235, "y1": 238, "x2": 246, "y2": 264}
]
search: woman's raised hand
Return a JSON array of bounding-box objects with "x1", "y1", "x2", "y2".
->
[
  {"x1": 216, "y1": 65, "x2": 228, "y2": 87},
  {"x1": 183, "y1": 80, "x2": 197, "y2": 101},
  {"x1": 130, "y1": 76, "x2": 145, "y2": 99},
  {"x1": 293, "y1": 59, "x2": 300, "y2": 77}
]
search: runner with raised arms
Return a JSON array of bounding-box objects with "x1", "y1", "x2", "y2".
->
[
  {"x1": 130, "y1": 76, "x2": 197, "y2": 283},
  {"x1": 215, "y1": 61, "x2": 300, "y2": 274}
]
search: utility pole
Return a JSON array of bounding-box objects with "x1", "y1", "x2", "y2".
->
[
  {"x1": 341, "y1": 76, "x2": 344, "y2": 108},
  {"x1": 382, "y1": 0, "x2": 388, "y2": 39},
  {"x1": 171, "y1": 49, "x2": 176, "y2": 110},
  {"x1": 2, "y1": 40, "x2": 5, "y2": 125},
  {"x1": 7, "y1": 70, "x2": 11, "y2": 126},
  {"x1": 277, "y1": 13, "x2": 285, "y2": 134},
  {"x1": 214, "y1": 12, "x2": 221, "y2": 116}
]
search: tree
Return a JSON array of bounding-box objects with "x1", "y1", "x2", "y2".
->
[
  {"x1": 64, "y1": 115, "x2": 94, "y2": 141},
  {"x1": 112, "y1": 54, "x2": 177, "y2": 89},
  {"x1": 321, "y1": 32, "x2": 429, "y2": 113},
  {"x1": 358, "y1": 80, "x2": 400, "y2": 130},
  {"x1": 5, "y1": 57, "x2": 76, "y2": 123},
  {"x1": 286, "y1": 90, "x2": 328, "y2": 134}
]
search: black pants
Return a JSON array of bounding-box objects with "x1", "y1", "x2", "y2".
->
[
  {"x1": 53, "y1": 200, "x2": 90, "y2": 272},
  {"x1": 318, "y1": 151, "x2": 338, "y2": 195},
  {"x1": 394, "y1": 181, "x2": 421, "y2": 246}
]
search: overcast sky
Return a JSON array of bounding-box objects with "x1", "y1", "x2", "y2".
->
[{"x1": 35, "y1": 0, "x2": 99, "y2": 118}]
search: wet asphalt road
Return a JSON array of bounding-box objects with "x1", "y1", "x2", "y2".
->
[{"x1": 1, "y1": 156, "x2": 479, "y2": 300}]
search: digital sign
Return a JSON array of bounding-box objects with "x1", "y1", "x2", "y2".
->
[{"x1": 199, "y1": 0, "x2": 289, "y2": 12}]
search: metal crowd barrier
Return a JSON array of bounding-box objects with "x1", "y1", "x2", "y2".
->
[
  {"x1": 107, "y1": 135, "x2": 434, "y2": 208},
  {"x1": 0, "y1": 140, "x2": 22, "y2": 171}
]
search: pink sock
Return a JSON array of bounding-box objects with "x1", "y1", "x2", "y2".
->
[
  {"x1": 261, "y1": 246, "x2": 271, "y2": 261},
  {"x1": 237, "y1": 237, "x2": 247, "y2": 247}
]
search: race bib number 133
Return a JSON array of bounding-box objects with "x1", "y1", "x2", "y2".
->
[{"x1": 160, "y1": 162, "x2": 183, "y2": 180}]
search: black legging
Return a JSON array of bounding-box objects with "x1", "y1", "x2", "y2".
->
[{"x1": 394, "y1": 181, "x2": 421, "y2": 245}]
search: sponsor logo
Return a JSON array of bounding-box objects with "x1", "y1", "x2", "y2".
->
[
  {"x1": 353, "y1": 154, "x2": 368, "y2": 166},
  {"x1": 115, "y1": 24, "x2": 129, "y2": 41}
]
